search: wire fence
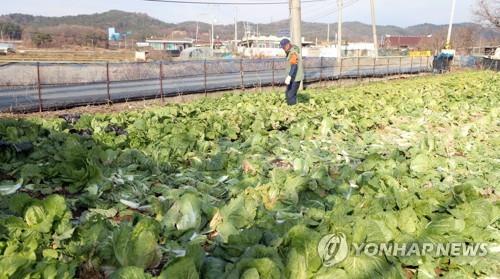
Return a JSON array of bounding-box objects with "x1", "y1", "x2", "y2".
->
[
  {"x1": 452, "y1": 55, "x2": 500, "y2": 71},
  {"x1": 0, "y1": 56, "x2": 433, "y2": 112},
  {"x1": 479, "y1": 57, "x2": 500, "y2": 71}
]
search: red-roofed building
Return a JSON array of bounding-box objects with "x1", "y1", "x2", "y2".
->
[{"x1": 381, "y1": 35, "x2": 432, "y2": 50}]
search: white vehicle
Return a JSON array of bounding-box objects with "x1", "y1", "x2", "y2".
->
[
  {"x1": 493, "y1": 48, "x2": 500, "y2": 60},
  {"x1": 0, "y1": 43, "x2": 16, "y2": 55},
  {"x1": 180, "y1": 47, "x2": 213, "y2": 59}
]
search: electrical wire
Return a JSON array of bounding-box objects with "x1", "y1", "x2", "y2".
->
[
  {"x1": 303, "y1": 0, "x2": 359, "y2": 22},
  {"x1": 145, "y1": 0, "x2": 328, "y2": 5},
  {"x1": 312, "y1": 0, "x2": 359, "y2": 20},
  {"x1": 302, "y1": 1, "x2": 335, "y2": 17},
  {"x1": 301, "y1": 0, "x2": 360, "y2": 37}
]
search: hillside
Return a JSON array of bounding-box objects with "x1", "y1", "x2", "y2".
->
[
  {"x1": 1, "y1": 10, "x2": 498, "y2": 44},
  {"x1": 0, "y1": 10, "x2": 175, "y2": 40},
  {"x1": 176, "y1": 20, "x2": 498, "y2": 46}
]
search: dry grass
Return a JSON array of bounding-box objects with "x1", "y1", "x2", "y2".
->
[{"x1": 0, "y1": 49, "x2": 135, "y2": 62}]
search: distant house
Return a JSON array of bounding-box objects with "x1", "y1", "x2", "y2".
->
[
  {"x1": 142, "y1": 39, "x2": 194, "y2": 57},
  {"x1": 345, "y1": 42, "x2": 376, "y2": 57},
  {"x1": 381, "y1": 35, "x2": 432, "y2": 50},
  {"x1": 145, "y1": 39, "x2": 194, "y2": 51},
  {"x1": 469, "y1": 46, "x2": 499, "y2": 57},
  {"x1": 237, "y1": 35, "x2": 314, "y2": 58},
  {"x1": 108, "y1": 28, "x2": 121, "y2": 41},
  {"x1": 303, "y1": 43, "x2": 375, "y2": 58}
]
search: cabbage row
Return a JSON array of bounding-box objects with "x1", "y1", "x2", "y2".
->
[{"x1": 0, "y1": 71, "x2": 499, "y2": 278}]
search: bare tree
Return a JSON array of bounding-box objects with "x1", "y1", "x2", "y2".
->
[
  {"x1": 453, "y1": 26, "x2": 478, "y2": 53},
  {"x1": 474, "y1": 0, "x2": 500, "y2": 28},
  {"x1": 417, "y1": 29, "x2": 447, "y2": 54}
]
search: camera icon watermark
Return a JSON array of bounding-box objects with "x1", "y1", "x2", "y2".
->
[{"x1": 317, "y1": 233, "x2": 349, "y2": 267}]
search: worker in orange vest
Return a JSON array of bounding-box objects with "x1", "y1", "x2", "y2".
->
[{"x1": 280, "y1": 38, "x2": 304, "y2": 106}]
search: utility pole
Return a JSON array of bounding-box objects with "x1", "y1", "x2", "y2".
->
[
  {"x1": 446, "y1": 0, "x2": 456, "y2": 48},
  {"x1": 245, "y1": 22, "x2": 250, "y2": 48},
  {"x1": 327, "y1": 23, "x2": 330, "y2": 44},
  {"x1": 211, "y1": 20, "x2": 215, "y2": 49},
  {"x1": 290, "y1": 0, "x2": 302, "y2": 49},
  {"x1": 234, "y1": 17, "x2": 238, "y2": 50},
  {"x1": 337, "y1": 0, "x2": 343, "y2": 62},
  {"x1": 290, "y1": 0, "x2": 302, "y2": 89},
  {"x1": 370, "y1": 0, "x2": 378, "y2": 58},
  {"x1": 235, "y1": 8, "x2": 238, "y2": 47},
  {"x1": 256, "y1": 23, "x2": 259, "y2": 48},
  {"x1": 195, "y1": 22, "x2": 199, "y2": 44}
]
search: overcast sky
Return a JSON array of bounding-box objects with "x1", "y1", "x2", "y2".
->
[{"x1": 2, "y1": 0, "x2": 476, "y2": 26}]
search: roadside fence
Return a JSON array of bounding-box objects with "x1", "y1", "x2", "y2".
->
[
  {"x1": 0, "y1": 56, "x2": 433, "y2": 112},
  {"x1": 453, "y1": 55, "x2": 500, "y2": 71}
]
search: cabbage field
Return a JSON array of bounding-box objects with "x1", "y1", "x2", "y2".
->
[{"x1": 0, "y1": 71, "x2": 499, "y2": 279}]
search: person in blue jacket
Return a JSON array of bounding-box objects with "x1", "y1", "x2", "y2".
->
[{"x1": 279, "y1": 38, "x2": 304, "y2": 105}]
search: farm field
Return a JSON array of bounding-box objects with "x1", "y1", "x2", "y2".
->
[
  {"x1": 0, "y1": 49, "x2": 135, "y2": 62},
  {"x1": 0, "y1": 71, "x2": 499, "y2": 278}
]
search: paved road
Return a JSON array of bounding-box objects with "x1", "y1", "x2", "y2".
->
[{"x1": 0, "y1": 65, "x2": 429, "y2": 112}]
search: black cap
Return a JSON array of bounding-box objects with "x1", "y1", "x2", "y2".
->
[{"x1": 280, "y1": 38, "x2": 290, "y2": 49}]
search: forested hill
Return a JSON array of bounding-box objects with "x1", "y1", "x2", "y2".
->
[{"x1": 1, "y1": 10, "x2": 498, "y2": 44}]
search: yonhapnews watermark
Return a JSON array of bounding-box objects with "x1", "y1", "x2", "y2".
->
[{"x1": 318, "y1": 233, "x2": 491, "y2": 267}]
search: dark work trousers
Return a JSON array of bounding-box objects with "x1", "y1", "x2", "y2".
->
[{"x1": 285, "y1": 81, "x2": 300, "y2": 105}]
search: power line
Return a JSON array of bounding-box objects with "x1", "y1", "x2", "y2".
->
[
  {"x1": 302, "y1": 0, "x2": 331, "y2": 13},
  {"x1": 301, "y1": 0, "x2": 359, "y2": 37},
  {"x1": 303, "y1": 0, "x2": 359, "y2": 22},
  {"x1": 144, "y1": 0, "x2": 327, "y2": 5},
  {"x1": 302, "y1": 1, "x2": 336, "y2": 18},
  {"x1": 315, "y1": 0, "x2": 358, "y2": 21}
]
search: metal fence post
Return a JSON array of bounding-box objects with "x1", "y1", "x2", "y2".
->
[
  {"x1": 331, "y1": 58, "x2": 335, "y2": 81},
  {"x1": 159, "y1": 61, "x2": 164, "y2": 103},
  {"x1": 419, "y1": 56, "x2": 423, "y2": 73},
  {"x1": 357, "y1": 56, "x2": 361, "y2": 80},
  {"x1": 258, "y1": 61, "x2": 262, "y2": 91},
  {"x1": 204, "y1": 59, "x2": 207, "y2": 96},
  {"x1": 106, "y1": 62, "x2": 111, "y2": 104},
  {"x1": 386, "y1": 58, "x2": 390, "y2": 77},
  {"x1": 36, "y1": 62, "x2": 43, "y2": 112},
  {"x1": 319, "y1": 57, "x2": 323, "y2": 85},
  {"x1": 272, "y1": 59, "x2": 275, "y2": 90},
  {"x1": 426, "y1": 56, "x2": 430, "y2": 72},
  {"x1": 240, "y1": 58, "x2": 245, "y2": 91},
  {"x1": 410, "y1": 56, "x2": 414, "y2": 74},
  {"x1": 399, "y1": 57, "x2": 402, "y2": 75},
  {"x1": 303, "y1": 57, "x2": 307, "y2": 85},
  {"x1": 339, "y1": 58, "x2": 343, "y2": 86},
  {"x1": 372, "y1": 57, "x2": 376, "y2": 80}
]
